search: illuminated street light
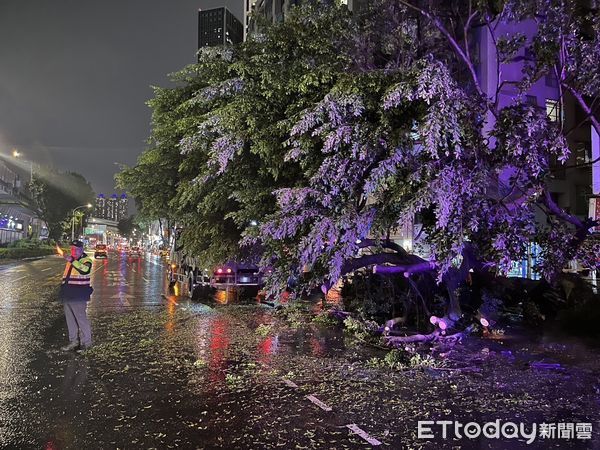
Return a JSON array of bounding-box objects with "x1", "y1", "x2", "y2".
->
[
  {"x1": 71, "y1": 203, "x2": 93, "y2": 241},
  {"x1": 11, "y1": 149, "x2": 33, "y2": 183}
]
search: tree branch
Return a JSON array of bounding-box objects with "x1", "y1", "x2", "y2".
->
[
  {"x1": 542, "y1": 189, "x2": 584, "y2": 229},
  {"x1": 373, "y1": 261, "x2": 436, "y2": 277},
  {"x1": 562, "y1": 83, "x2": 600, "y2": 137},
  {"x1": 357, "y1": 238, "x2": 405, "y2": 253},
  {"x1": 397, "y1": 0, "x2": 487, "y2": 102}
]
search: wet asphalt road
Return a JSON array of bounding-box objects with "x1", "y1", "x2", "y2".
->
[
  {"x1": 2, "y1": 252, "x2": 600, "y2": 449},
  {"x1": 0, "y1": 252, "x2": 371, "y2": 450}
]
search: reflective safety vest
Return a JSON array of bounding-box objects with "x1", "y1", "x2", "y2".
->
[{"x1": 62, "y1": 254, "x2": 93, "y2": 286}]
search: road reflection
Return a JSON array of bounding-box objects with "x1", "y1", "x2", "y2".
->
[{"x1": 207, "y1": 317, "x2": 229, "y2": 383}]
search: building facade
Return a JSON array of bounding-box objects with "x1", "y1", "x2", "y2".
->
[
  {"x1": 198, "y1": 7, "x2": 243, "y2": 49},
  {"x1": 93, "y1": 193, "x2": 128, "y2": 223},
  {"x1": 94, "y1": 194, "x2": 106, "y2": 220},
  {"x1": 477, "y1": 19, "x2": 599, "y2": 223},
  {"x1": 245, "y1": 0, "x2": 367, "y2": 40},
  {"x1": 243, "y1": 0, "x2": 257, "y2": 41},
  {"x1": 0, "y1": 159, "x2": 44, "y2": 243}
]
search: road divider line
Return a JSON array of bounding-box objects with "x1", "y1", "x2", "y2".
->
[
  {"x1": 41, "y1": 268, "x2": 52, "y2": 272},
  {"x1": 143, "y1": 277, "x2": 150, "y2": 282},
  {"x1": 346, "y1": 424, "x2": 382, "y2": 446},
  {"x1": 12, "y1": 276, "x2": 27, "y2": 282},
  {"x1": 305, "y1": 395, "x2": 332, "y2": 412},
  {"x1": 282, "y1": 379, "x2": 382, "y2": 446}
]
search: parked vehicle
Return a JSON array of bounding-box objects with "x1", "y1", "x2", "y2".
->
[
  {"x1": 167, "y1": 227, "x2": 263, "y2": 299},
  {"x1": 212, "y1": 264, "x2": 262, "y2": 288},
  {"x1": 94, "y1": 244, "x2": 108, "y2": 259}
]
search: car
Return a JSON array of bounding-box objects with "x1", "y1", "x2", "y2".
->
[
  {"x1": 128, "y1": 246, "x2": 141, "y2": 259},
  {"x1": 94, "y1": 244, "x2": 108, "y2": 259}
]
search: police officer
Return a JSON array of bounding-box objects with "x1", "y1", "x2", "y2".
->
[{"x1": 60, "y1": 240, "x2": 94, "y2": 352}]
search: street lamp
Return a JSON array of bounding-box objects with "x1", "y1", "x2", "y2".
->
[
  {"x1": 12, "y1": 149, "x2": 33, "y2": 183},
  {"x1": 71, "y1": 204, "x2": 92, "y2": 242}
]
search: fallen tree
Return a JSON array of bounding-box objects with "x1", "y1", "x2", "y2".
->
[
  {"x1": 248, "y1": 1, "x2": 600, "y2": 332},
  {"x1": 120, "y1": 1, "x2": 600, "y2": 340}
]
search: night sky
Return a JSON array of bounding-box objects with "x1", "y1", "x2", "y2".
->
[{"x1": 0, "y1": 0, "x2": 242, "y2": 196}]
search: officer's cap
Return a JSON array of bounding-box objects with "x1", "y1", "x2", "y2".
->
[{"x1": 70, "y1": 240, "x2": 84, "y2": 248}]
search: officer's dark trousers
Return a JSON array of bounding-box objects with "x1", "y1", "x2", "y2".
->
[{"x1": 64, "y1": 301, "x2": 92, "y2": 346}]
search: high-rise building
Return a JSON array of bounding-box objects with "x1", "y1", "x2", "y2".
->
[
  {"x1": 346, "y1": 0, "x2": 367, "y2": 14},
  {"x1": 93, "y1": 193, "x2": 128, "y2": 223},
  {"x1": 94, "y1": 194, "x2": 106, "y2": 219},
  {"x1": 118, "y1": 194, "x2": 128, "y2": 221},
  {"x1": 108, "y1": 194, "x2": 118, "y2": 221},
  {"x1": 250, "y1": 0, "x2": 302, "y2": 29},
  {"x1": 198, "y1": 7, "x2": 243, "y2": 49},
  {"x1": 246, "y1": 0, "x2": 362, "y2": 39},
  {"x1": 243, "y1": 0, "x2": 257, "y2": 41}
]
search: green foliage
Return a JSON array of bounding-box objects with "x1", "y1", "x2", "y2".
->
[
  {"x1": 312, "y1": 311, "x2": 340, "y2": 327},
  {"x1": 225, "y1": 373, "x2": 244, "y2": 389},
  {"x1": 193, "y1": 359, "x2": 207, "y2": 369},
  {"x1": 366, "y1": 349, "x2": 407, "y2": 370},
  {"x1": 29, "y1": 167, "x2": 95, "y2": 241},
  {"x1": 120, "y1": 0, "x2": 600, "y2": 319},
  {"x1": 366, "y1": 349, "x2": 442, "y2": 371},
  {"x1": 343, "y1": 316, "x2": 380, "y2": 342},
  {"x1": 276, "y1": 302, "x2": 311, "y2": 328},
  {"x1": 0, "y1": 247, "x2": 55, "y2": 259},
  {"x1": 408, "y1": 353, "x2": 441, "y2": 369},
  {"x1": 117, "y1": 216, "x2": 140, "y2": 238},
  {"x1": 255, "y1": 323, "x2": 273, "y2": 336},
  {"x1": 118, "y1": 2, "x2": 353, "y2": 268},
  {"x1": 7, "y1": 238, "x2": 47, "y2": 249}
]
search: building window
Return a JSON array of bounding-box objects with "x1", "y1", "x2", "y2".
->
[
  {"x1": 546, "y1": 99, "x2": 561, "y2": 122},
  {"x1": 525, "y1": 95, "x2": 537, "y2": 106}
]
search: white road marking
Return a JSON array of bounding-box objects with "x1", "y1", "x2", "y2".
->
[
  {"x1": 346, "y1": 424, "x2": 382, "y2": 446},
  {"x1": 41, "y1": 268, "x2": 52, "y2": 272},
  {"x1": 305, "y1": 395, "x2": 332, "y2": 412},
  {"x1": 143, "y1": 277, "x2": 150, "y2": 282},
  {"x1": 12, "y1": 276, "x2": 27, "y2": 282},
  {"x1": 282, "y1": 379, "x2": 299, "y2": 389}
]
